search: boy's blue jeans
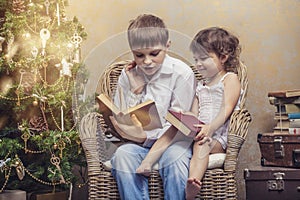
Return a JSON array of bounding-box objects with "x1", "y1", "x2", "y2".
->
[{"x1": 111, "y1": 141, "x2": 192, "y2": 200}]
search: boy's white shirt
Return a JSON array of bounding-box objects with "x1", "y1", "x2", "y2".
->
[{"x1": 114, "y1": 54, "x2": 196, "y2": 147}]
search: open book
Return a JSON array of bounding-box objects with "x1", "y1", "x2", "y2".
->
[
  {"x1": 96, "y1": 93, "x2": 162, "y2": 138},
  {"x1": 165, "y1": 109, "x2": 204, "y2": 137}
]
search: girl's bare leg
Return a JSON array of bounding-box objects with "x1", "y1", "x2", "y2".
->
[
  {"x1": 185, "y1": 142, "x2": 210, "y2": 200},
  {"x1": 185, "y1": 140, "x2": 225, "y2": 200}
]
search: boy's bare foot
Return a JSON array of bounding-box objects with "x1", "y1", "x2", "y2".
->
[
  {"x1": 136, "y1": 163, "x2": 152, "y2": 177},
  {"x1": 185, "y1": 178, "x2": 201, "y2": 200}
]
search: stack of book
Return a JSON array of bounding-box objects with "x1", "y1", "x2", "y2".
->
[{"x1": 268, "y1": 89, "x2": 300, "y2": 134}]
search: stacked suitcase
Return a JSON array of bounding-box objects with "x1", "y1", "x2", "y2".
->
[{"x1": 244, "y1": 89, "x2": 300, "y2": 199}]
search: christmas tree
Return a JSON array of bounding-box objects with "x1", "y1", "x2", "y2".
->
[{"x1": 0, "y1": 0, "x2": 88, "y2": 193}]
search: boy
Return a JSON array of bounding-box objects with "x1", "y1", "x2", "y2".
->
[{"x1": 110, "y1": 14, "x2": 196, "y2": 199}]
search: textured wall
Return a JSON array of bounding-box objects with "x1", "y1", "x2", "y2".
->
[{"x1": 66, "y1": 0, "x2": 300, "y2": 199}]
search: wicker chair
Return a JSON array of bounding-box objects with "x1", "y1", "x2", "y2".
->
[{"x1": 79, "y1": 60, "x2": 251, "y2": 199}]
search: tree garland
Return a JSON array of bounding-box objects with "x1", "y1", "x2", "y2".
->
[{"x1": 0, "y1": 0, "x2": 89, "y2": 193}]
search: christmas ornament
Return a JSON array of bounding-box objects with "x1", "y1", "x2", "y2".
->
[
  {"x1": 20, "y1": 129, "x2": 30, "y2": 153},
  {"x1": 12, "y1": 158, "x2": 25, "y2": 180},
  {"x1": 31, "y1": 46, "x2": 39, "y2": 59},
  {"x1": 61, "y1": 58, "x2": 73, "y2": 77},
  {"x1": 22, "y1": 32, "x2": 31, "y2": 39},
  {"x1": 40, "y1": 28, "x2": 50, "y2": 56},
  {"x1": 44, "y1": 0, "x2": 50, "y2": 15},
  {"x1": 33, "y1": 99, "x2": 38, "y2": 106},
  {"x1": 56, "y1": 1, "x2": 60, "y2": 26},
  {"x1": 57, "y1": 140, "x2": 65, "y2": 158},
  {"x1": 0, "y1": 158, "x2": 11, "y2": 169},
  {"x1": 13, "y1": 69, "x2": 24, "y2": 105},
  {"x1": 32, "y1": 93, "x2": 48, "y2": 104},
  {"x1": 61, "y1": 105, "x2": 64, "y2": 131},
  {"x1": 5, "y1": 34, "x2": 18, "y2": 63},
  {"x1": 16, "y1": 69, "x2": 25, "y2": 92},
  {"x1": 61, "y1": 10, "x2": 67, "y2": 22},
  {"x1": 42, "y1": 61, "x2": 48, "y2": 87},
  {"x1": 55, "y1": 58, "x2": 73, "y2": 77},
  {"x1": 50, "y1": 154, "x2": 65, "y2": 183},
  {"x1": 29, "y1": 116, "x2": 48, "y2": 133},
  {"x1": 67, "y1": 43, "x2": 73, "y2": 61},
  {"x1": 0, "y1": 36, "x2": 5, "y2": 52},
  {"x1": 71, "y1": 33, "x2": 82, "y2": 63},
  {"x1": 12, "y1": 0, "x2": 26, "y2": 14},
  {"x1": 28, "y1": 0, "x2": 34, "y2": 7}
]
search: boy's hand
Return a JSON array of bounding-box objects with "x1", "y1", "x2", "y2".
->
[
  {"x1": 109, "y1": 114, "x2": 146, "y2": 143},
  {"x1": 125, "y1": 62, "x2": 145, "y2": 94}
]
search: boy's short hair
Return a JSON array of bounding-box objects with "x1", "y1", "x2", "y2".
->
[{"x1": 127, "y1": 14, "x2": 169, "y2": 50}]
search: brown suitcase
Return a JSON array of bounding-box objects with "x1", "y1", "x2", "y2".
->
[
  {"x1": 257, "y1": 133, "x2": 300, "y2": 168},
  {"x1": 244, "y1": 166, "x2": 300, "y2": 200}
]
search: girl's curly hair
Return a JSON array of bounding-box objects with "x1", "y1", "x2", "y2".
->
[{"x1": 190, "y1": 27, "x2": 241, "y2": 73}]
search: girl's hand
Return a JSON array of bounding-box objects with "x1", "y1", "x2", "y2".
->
[
  {"x1": 180, "y1": 110, "x2": 198, "y2": 117},
  {"x1": 194, "y1": 124, "x2": 212, "y2": 143},
  {"x1": 125, "y1": 62, "x2": 145, "y2": 94},
  {"x1": 197, "y1": 136, "x2": 212, "y2": 145}
]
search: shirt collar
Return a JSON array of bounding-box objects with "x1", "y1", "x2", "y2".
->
[
  {"x1": 137, "y1": 54, "x2": 174, "y2": 82},
  {"x1": 160, "y1": 54, "x2": 174, "y2": 75},
  {"x1": 145, "y1": 54, "x2": 173, "y2": 82}
]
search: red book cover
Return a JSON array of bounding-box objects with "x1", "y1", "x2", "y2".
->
[{"x1": 167, "y1": 110, "x2": 204, "y2": 135}]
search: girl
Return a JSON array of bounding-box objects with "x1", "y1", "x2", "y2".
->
[{"x1": 136, "y1": 27, "x2": 242, "y2": 200}]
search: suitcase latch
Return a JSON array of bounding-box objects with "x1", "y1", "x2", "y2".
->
[
  {"x1": 274, "y1": 136, "x2": 284, "y2": 158},
  {"x1": 268, "y1": 172, "x2": 285, "y2": 191},
  {"x1": 293, "y1": 149, "x2": 300, "y2": 167}
]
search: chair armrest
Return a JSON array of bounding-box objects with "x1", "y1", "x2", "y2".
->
[
  {"x1": 79, "y1": 112, "x2": 109, "y2": 172},
  {"x1": 224, "y1": 109, "x2": 251, "y2": 172}
]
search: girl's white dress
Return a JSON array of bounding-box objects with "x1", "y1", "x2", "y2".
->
[{"x1": 196, "y1": 72, "x2": 242, "y2": 149}]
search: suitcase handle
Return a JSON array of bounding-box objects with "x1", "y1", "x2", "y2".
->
[{"x1": 293, "y1": 149, "x2": 300, "y2": 167}]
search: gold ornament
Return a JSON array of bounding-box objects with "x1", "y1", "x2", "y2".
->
[
  {"x1": 33, "y1": 99, "x2": 38, "y2": 106},
  {"x1": 15, "y1": 163, "x2": 25, "y2": 180},
  {"x1": 11, "y1": 156, "x2": 25, "y2": 180},
  {"x1": 50, "y1": 154, "x2": 65, "y2": 184},
  {"x1": 0, "y1": 36, "x2": 4, "y2": 52},
  {"x1": 4, "y1": 54, "x2": 9, "y2": 60},
  {"x1": 57, "y1": 140, "x2": 66, "y2": 158},
  {"x1": 21, "y1": 130, "x2": 30, "y2": 153},
  {"x1": 42, "y1": 61, "x2": 48, "y2": 87}
]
